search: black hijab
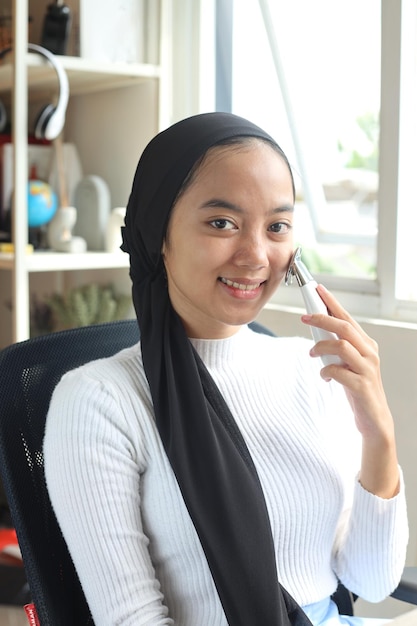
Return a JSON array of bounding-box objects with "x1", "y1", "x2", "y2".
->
[{"x1": 121, "y1": 112, "x2": 311, "y2": 625}]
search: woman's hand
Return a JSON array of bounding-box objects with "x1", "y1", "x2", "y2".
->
[{"x1": 301, "y1": 284, "x2": 400, "y2": 499}]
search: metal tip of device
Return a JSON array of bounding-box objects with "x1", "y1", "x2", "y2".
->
[
  {"x1": 285, "y1": 246, "x2": 313, "y2": 287},
  {"x1": 285, "y1": 246, "x2": 302, "y2": 286}
]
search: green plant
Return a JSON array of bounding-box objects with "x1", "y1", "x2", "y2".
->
[
  {"x1": 47, "y1": 283, "x2": 132, "y2": 330},
  {"x1": 338, "y1": 111, "x2": 379, "y2": 172},
  {"x1": 300, "y1": 248, "x2": 336, "y2": 275}
]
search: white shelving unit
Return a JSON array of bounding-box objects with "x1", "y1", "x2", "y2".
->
[
  {"x1": 0, "y1": 54, "x2": 162, "y2": 95},
  {"x1": 0, "y1": 251, "x2": 130, "y2": 272},
  {"x1": 0, "y1": 0, "x2": 172, "y2": 346}
]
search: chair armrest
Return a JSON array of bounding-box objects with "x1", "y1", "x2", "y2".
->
[{"x1": 391, "y1": 567, "x2": 417, "y2": 605}]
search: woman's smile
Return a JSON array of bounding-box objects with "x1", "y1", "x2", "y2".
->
[{"x1": 218, "y1": 277, "x2": 266, "y2": 298}]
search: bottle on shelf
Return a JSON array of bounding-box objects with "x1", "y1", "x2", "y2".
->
[{"x1": 40, "y1": 0, "x2": 72, "y2": 56}]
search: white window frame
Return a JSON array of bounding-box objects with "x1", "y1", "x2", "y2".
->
[
  {"x1": 257, "y1": 0, "x2": 417, "y2": 324},
  {"x1": 171, "y1": 0, "x2": 417, "y2": 324}
]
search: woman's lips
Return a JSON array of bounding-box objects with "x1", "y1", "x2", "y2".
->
[{"x1": 218, "y1": 277, "x2": 266, "y2": 299}]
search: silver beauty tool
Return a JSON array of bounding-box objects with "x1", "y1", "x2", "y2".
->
[{"x1": 285, "y1": 247, "x2": 342, "y2": 366}]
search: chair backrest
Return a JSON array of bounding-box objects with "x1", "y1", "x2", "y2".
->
[
  {"x1": 0, "y1": 319, "x2": 140, "y2": 625},
  {"x1": 0, "y1": 318, "x2": 276, "y2": 623}
]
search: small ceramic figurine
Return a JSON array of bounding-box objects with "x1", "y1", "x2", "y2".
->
[{"x1": 47, "y1": 206, "x2": 87, "y2": 253}]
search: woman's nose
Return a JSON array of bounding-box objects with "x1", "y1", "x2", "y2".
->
[{"x1": 234, "y1": 232, "x2": 269, "y2": 268}]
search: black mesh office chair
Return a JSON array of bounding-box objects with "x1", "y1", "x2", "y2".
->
[
  {"x1": 0, "y1": 319, "x2": 415, "y2": 624},
  {"x1": 0, "y1": 320, "x2": 140, "y2": 624}
]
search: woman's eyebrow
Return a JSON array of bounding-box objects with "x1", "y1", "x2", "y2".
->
[
  {"x1": 199, "y1": 199, "x2": 243, "y2": 212},
  {"x1": 199, "y1": 198, "x2": 294, "y2": 214}
]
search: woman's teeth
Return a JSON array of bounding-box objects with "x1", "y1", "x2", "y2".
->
[{"x1": 220, "y1": 278, "x2": 261, "y2": 291}]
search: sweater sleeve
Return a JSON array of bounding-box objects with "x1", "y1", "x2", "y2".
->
[
  {"x1": 44, "y1": 366, "x2": 174, "y2": 626},
  {"x1": 332, "y1": 468, "x2": 409, "y2": 602}
]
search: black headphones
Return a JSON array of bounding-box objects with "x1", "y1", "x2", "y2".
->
[{"x1": 0, "y1": 43, "x2": 69, "y2": 140}]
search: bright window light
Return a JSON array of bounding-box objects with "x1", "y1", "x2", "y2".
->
[{"x1": 230, "y1": 0, "x2": 380, "y2": 282}]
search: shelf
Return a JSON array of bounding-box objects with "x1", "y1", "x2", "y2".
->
[
  {"x1": 0, "y1": 251, "x2": 130, "y2": 272},
  {"x1": 0, "y1": 0, "x2": 168, "y2": 345},
  {"x1": 0, "y1": 54, "x2": 161, "y2": 96}
]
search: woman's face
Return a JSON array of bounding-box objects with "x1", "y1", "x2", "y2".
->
[{"x1": 162, "y1": 141, "x2": 295, "y2": 339}]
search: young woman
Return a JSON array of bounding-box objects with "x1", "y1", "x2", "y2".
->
[{"x1": 44, "y1": 112, "x2": 408, "y2": 625}]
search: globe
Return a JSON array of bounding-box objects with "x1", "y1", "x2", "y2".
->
[{"x1": 27, "y1": 180, "x2": 58, "y2": 228}]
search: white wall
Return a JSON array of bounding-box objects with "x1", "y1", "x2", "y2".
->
[{"x1": 65, "y1": 82, "x2": 159, "y2": 209}]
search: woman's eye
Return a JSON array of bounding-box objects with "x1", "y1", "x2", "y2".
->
[
  {"x1": 209, "y1": 218, "x2": 235, "y2": 230},
  {"x1": 269, "y1": 222, "x2": 290, "y2": 234}
]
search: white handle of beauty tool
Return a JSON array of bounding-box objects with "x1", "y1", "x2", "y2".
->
[{"x1": 301, "y1": 281, "x2": 343, "y2": 367}]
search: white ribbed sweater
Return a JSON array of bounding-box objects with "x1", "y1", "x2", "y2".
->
[{"x1": 44, "y1": 326, "x2": 408, "y2": 625}]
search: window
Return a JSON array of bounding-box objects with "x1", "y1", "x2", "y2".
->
[{"x1": 215, "y1": 0, "x2": 417, "y2": 322}]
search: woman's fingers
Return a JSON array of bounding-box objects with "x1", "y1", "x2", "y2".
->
[
  {"x1": 316, "y1": 284, "x2": 369, "y2": 338},
  {"x1": 301, "y1": 284, "x2": 391, "y2": 435},
  {"x1": 303, "y1": 284, "x2": 378, "y2": 359}
]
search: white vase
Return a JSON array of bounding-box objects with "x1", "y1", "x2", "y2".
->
[{"x1": 105, "y1": 207, "x2": 126, "y2": 253}]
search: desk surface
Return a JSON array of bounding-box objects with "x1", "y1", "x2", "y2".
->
[{"x1": 0, "y1": 604, "x2": 27, "y2": 625}]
